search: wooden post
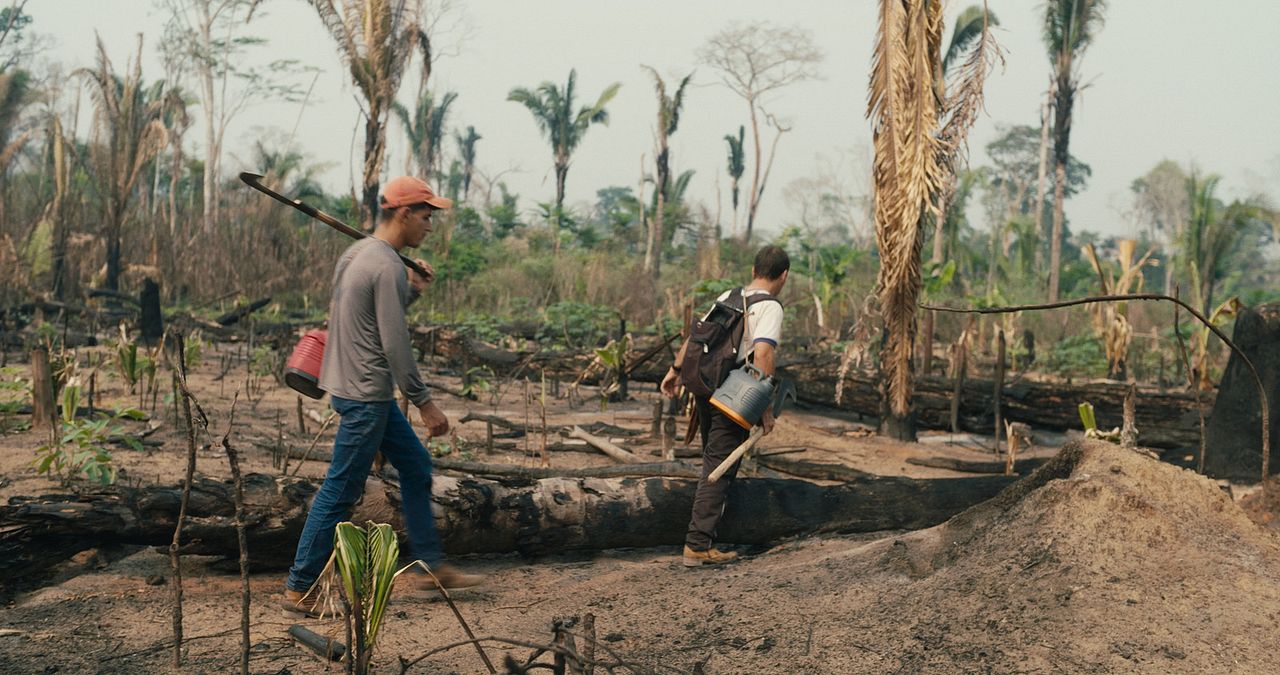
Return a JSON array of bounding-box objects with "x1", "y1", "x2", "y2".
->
[
  {"x1": 993, "y1": 327, "x2": 1006, "y2": 454},
  {"x1": 1121, "y1": 383, "x2": 1138, "y2": 449},
  {"x1": 949, "y1": 319, "x2": 972, "y2": 434},
  {"x1": 662, "y1": 414, "x2": 675, "y2": 461},
  {"x1": 30, "y1": 346, "x2": 54, "y2": 430},
  {"x1": 616, "y1": 318, "x2": 628, "y2": 402},
  {"x1": 921, "y1": 310, "x2": 935, "y2": 376},
  {"x1": 651, "y1": 401, "x2": 663, "y2": 440},
  {"x1": 485, "y1": 420, "x2": 494, "y2": 455},
  {"x1": 296, "y1": 395, "x2": 306, "y2": 436},
  {"x1": 1004, "y1": 420, "x2": 1018, "y2": 476},
  {"x1": 88, "y1": 370, "x2": 97, "y2": 415}
]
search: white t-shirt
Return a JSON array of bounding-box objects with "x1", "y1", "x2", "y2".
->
[{"x1": 709, "y1": 288, "x2": 783, "y2": 364}]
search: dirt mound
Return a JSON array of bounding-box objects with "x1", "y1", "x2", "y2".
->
[{"x1": 819, "y1": 439, "x2": 1280, "y2": 672}]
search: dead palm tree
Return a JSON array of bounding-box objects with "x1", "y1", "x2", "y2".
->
[
  {"x1": 1044, "y1": 0, "x2": 1107, "y2": 302},
  {"x1": 77, "y1": 35, "x2": 176, "y2": 293},
  {"x1": 641, "y1": 66, "x2": 692, "y2": 280},
  {"x1": 310, "y1": 0, "x2": 422, "y2": 230},
  {"x1": 868, "y1": 0, "x2": 999, "y2": 439},
  {"x1": 392, "y1": 89, "x2": 456, "y2": 181},
  {"x1": 453, "y1": 125, "x2": 480, "y2": 201},
  {"x1": 507, "y1": 69, "x2": 620, "y2": 238}
]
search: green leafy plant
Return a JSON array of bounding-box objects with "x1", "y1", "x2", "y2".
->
[
  {"x1": 316, "y1": 521, "x2": 427, "y2": 675},
  {"x1": 33, "y1": 381, "x2": 140, "y2": 486},
  {"x1": 116, "y1": 331, "x2": 141, "y2": 394},
  {"x1": 0, "y1": 366, "x2": 31, "y2": 432}
]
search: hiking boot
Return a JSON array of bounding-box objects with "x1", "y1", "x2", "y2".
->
[
  {"x1": 280, "y1": 588, "x2": 337, "y2": 619},
  {"x1": 683, "y1": 545, "x2": 739, "y2": 567},
  {"x1": 416, "y1": 564, "x2": 486, "y2": 591}
]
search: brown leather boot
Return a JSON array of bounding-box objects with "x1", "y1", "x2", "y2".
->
[
  {"x1": 280, "y1": 588, "x2": 339, "y2": 619},
  {"x1": 416, "y1": 563, "x2": 486, "y2": 591},
  {"x1": 683, "y1": 545, "x2": 739, "y2": 567}
]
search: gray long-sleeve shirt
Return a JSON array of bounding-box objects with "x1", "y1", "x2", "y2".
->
[{"x1": 319, "y1": 238, "x2": 430, "y2": 405}]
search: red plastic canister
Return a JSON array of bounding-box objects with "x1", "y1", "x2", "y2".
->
[{"x1": 284, "y1": 330, "x2": 327, "y2": 399}]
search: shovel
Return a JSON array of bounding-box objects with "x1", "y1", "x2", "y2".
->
[
  {"x1": 239, "y1": 171, "x2": 433, "y2": 282},
  {"x1": 707, "y1": 379, "x2": 796, "y2": 483}
]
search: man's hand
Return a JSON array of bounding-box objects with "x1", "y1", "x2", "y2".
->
[
  {"x1": 407, "y1": 258, "x2": 434, "y2": 293},
  {"x1": 660, "y1": 366, "x2": 680, "y2": 398},
  {"x1": 417, "y1": 400, "x2": 449, "y2": 437},
  {"x1": 761, "y1": 407, "x2": 776, "y2": 436}
]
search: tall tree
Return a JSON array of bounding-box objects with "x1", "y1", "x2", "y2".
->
[
  {"x1": 311, "y1": 0, "x2": 423, "y2": 230},
  {"x1": 160, "y1": 0, "x2": 286, "y2": 231},
  {"x1": 1130, "y1": 159, "x2": 1189, "y2": 294},
  {"x1": 507, "y1": 69, "x2": 620, "y2": 241},
  {"x1": 641, "y1": 66, "x2": 692, "y2": 280},
  {"x1": 868, "y1": 0, "x2": 998, "y2": 439},
  {"x1": 392, "y1": 89, "x2": 456, "y2": 181},
  {"x1": 724, "y1": 125, "x2": 744, "y2": 236},
  {"x1": 698, "y1": 22, "x2": 822, "y2": 241},
  {"x1": 77, "y1": 35, "x2": 178, "y2": 292},
  {"x1": 453, "y1": 124, "x2": 479, "y2": 201},
  {"x1": 1044, "y1": 0, "x2": 1107, "y2": 302}
]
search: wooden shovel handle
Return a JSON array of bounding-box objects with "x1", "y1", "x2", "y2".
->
[{"x1": 707, "y1": 426, "x2": 763, "y2": 484}]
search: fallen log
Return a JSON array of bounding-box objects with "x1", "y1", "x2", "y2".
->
[
  {"x1": 432, "y1": 458, "x2": 700, "y2": 479},
  {"x1": 780, "y1": 356, "x2": 1212, "y2": 449},
  {"x1": 564, "y1": 426, "x2": 644, "y2": 464},
  {"x1": 906, "y1": 456, "x2": 1049, "y2": 475},
  {"x1": 0, "y1": 470, "x2": 1018, "y2": 579},
  {"x1": 214, "y1": 297, "x2": 272, "y2": 327},
  {"x1": 754, "y1": 455, "x2": 871, "y2": 482}
]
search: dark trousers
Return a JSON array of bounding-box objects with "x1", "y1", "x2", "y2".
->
[{"x1": 685, "y1": 396, "x2": 750, "y2": 551}]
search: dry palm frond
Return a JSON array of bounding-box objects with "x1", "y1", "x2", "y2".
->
[{"x1": 869, "y1": 0, "x2": 999, "y2": 417}]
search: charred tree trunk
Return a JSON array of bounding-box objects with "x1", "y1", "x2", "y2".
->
[
  {"x1": 1204, "y1": 303, "x2": 1280, "y2": 481},
  {"x1": 0, "y1": 471, "x2": 1017, "y2": 581}
]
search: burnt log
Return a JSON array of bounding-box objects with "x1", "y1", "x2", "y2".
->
[
  {"x1": 0, "y1": 470, "x2": 1017, "y2": 580},
  {"x1": 214, "y1": 296, "x2": 272, "y2": 327},
  {"x1": 779, "y1": 356, "x2": 1211, "y2": 450},
  {"x1": 1204, "y1": 303, "x2": 1280, "y2": 481},
  {"x1": 906, "y1": 456, "x2": 1049, "y2": 475}
]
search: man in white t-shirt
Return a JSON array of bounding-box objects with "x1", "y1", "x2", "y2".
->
[{"x1": 661, "y1": 245, "x2": 789, "y2": 566}]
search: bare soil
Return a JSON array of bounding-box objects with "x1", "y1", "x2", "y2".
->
[{"x1": 1, "y1": 341, "x2": 1277, "y2": 674}]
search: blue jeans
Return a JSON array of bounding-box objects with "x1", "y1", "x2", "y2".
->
[{"x1": 286, "y1": 396, "x2": 444, "y2": 592}]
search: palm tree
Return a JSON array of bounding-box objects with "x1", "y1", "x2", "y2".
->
[
  {"x1": 392, "y1": 89, "x2": 456, "y2": 181},
  {"x1": 77, "y1": 36, "x2": 176, "y2": 293},
  {"x1": 724, "y1": 126, "x2": 744, "y2": 236},
  {"x1": 453, "y1": 125, "x2": 480, "y2": 201},
  {"x1": 641, "y1": 66, "x2": 692, "y2": 280},
  {"x1": 869, "y1": 0, "x2": 998, "y2": 440},
  {"x1": 1044, "y1": 0, "x2": 1107, "y2": 302},
  {"x1": 1182, "y1": 173, "x2": 1273, "y2": 315},
  {"x1": 507, "y1": 69, "x2": 620, "y2": 240},
  {"x1": 310, "y1": 0, "x2": 422, "y2": 230},
  {"x1": 929, "y1": 4, "x2": 999, "y2": 264}
]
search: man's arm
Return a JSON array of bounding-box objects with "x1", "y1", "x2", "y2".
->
[
  {"x1": 374, "y1": 265, "x2": 432, "y2": 407},
  {"x1": 660, "y1": 338, "x2": 692, "y2": 398}
]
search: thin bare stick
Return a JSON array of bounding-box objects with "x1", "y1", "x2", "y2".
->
[
  {"x1": 409, "y1": 561, "x2": 495, "y2": 673},
  {"x1": 924, "y1": 293, "x2": 1269, "y2": 485},
  {"x1": 168, "y1": 335, "x2": 207, "y2": 669},
  {"x1": 1171, "y1": 287, "x2": 1208, "y2": 474},
  {"x1": 220, "y1": 391, "x2": 250, "y2": 675},
  {"x1": 290, "y1": 411, "x2": 337, "y2": 476}
]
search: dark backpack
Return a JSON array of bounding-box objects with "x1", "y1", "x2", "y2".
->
[{"x1": 679, "y1": 288, "x2": 778, "y2": 397}]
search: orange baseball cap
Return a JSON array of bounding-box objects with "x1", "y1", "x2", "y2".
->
[{"x1": 379, "y1": 176, "x2": 453, "y2": 210}]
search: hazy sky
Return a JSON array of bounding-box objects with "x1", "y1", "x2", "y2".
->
[{"x1": 30, "y1": 0, "x2": 1280, "y2": 242}]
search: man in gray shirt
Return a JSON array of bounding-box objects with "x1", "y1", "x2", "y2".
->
[{"x1": 283, "y1": 176, "x2": 483, "y2": 618}]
